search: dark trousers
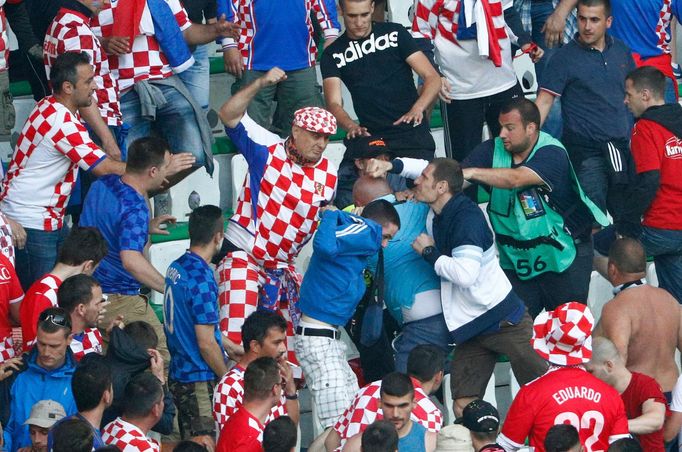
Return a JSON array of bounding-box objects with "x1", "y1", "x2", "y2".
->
[
  {"x1": 442, "y1": 83, "x2": 524, "y2": 161},
  {"x1": 504, "y1": 239, "x2": 594, "y2": 318}
]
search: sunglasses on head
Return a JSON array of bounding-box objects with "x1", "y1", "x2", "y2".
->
[{"x1": 38, "y1": 311, "x2": 71, "y2": 329}]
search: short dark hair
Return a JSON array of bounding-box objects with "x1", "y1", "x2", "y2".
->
[
  {"x1": 406, "y1": 345, "x2": 444, "y2": 383},
  {"x1": 72, "y1": 354, "x2": 112, "y2": 412},
  {"x1": 58, "y1": 227, "x2": 107, "y2": 266},
  {"x1": 52, "y1": 417, "x2": 94, "y2": 452},
  {"x1": 626, "y1": 66, "x2": 667, "y2": 100},
  {"x1": 339, "y1": 0, "x2": 374, "y2": 11},
  {"x1": 123, "y1": 321, "x2": 159, "y2": 350},
  {"x1": 362, "y1": 199, "x2": 400, "y2": 230},
  {"x1": 58, "y1": 274, "x2": 100, "y2": 315},
  {"x1": 242, "y1": 311, "x2": 287, "y2": 352},
  {"x1": 361, "y1": 420, "x2": 399, "y2": 452},
  {"x1": 430, "y1": 158, "x2": 463, "y2": 195},
  {"x1": 51, "y1": 52, "x2": 91, "y2": 94},
  {"x1": 607, "y1": 438, "x2": 643, "y2": 452},
  {"x1": 263, "y1": 416, "x2": 297, "y2": 452},
  {"x1": 126, "y1": 137, "x2": 169, "y2": 174},
  {"x1": 244, "y1": 357, "x2": 280, "y2": 401},
  {"x1": 500, "y1": 97, "x2": 541, "y2": 129},
  {"x1": 173, "y1": 441, "x2": 208, "y2": 452},
  {"x1": 609, "y1": 237, "x2": 646, "y2": 274},
  {"x1": 578, "y1": 0, "x2": 611, "y2": 16},
  {"x1": 37, "y1": 307, "x2": 72, "y2": 336},
  {"x1": 380, "y1": 372, "x2": 414, "y2": 399},
  {"x1": 189, "y1": 205, "x2": 223, "y2": 247},
  {"x1": 122, "y1": 372, "x2": 164, "y2": 418},
  {"x1": 545, "y1": 424, "x2": 580, "y2": 452}
]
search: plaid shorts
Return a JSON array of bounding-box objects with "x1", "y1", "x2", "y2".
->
[{"x1": 294, "y1": 333, "x2": 359, "y2": 428}]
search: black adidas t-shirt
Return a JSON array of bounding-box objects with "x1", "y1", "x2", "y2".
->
[{"x1": 321, "y1": 22, "x2": 434, "y2": 156}]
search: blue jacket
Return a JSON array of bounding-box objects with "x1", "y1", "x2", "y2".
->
[
  {"x1": 299, "y1": 210, "x2": 382, "y2": 326},
  {"x1": 2, "y1": 349, "x2": 77, "y2": 452}
]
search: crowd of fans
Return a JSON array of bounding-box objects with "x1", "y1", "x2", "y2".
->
[{"x1": 0, "y1": 0, "x2": 680, "y2": 451}]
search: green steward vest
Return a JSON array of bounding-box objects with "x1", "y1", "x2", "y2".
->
[{"x1": 488, "y1": 132, "x2": 608, "y2": 280}]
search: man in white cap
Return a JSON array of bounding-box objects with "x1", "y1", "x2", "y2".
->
[
  {"x1": 23, "y1": 400, "x2": 67, "y2": 452},
  {"x1": 497, "y1": 302, "x2": 630, "y2": 452},
  {"x1": 217, "y1": 67, "x2": 338, "y2": 369}
]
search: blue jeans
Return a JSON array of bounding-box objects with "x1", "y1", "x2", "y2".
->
[
  {"x1": 178, "y1": 44, "x2": 210, "y2": 112},
  {"x1": 15, "y1": 225, "x2": 69, "y2": 290},
  {"x1": 120, "y1": 81, "x2": 206, "y2": 169},
  {"x1": 392, "y1": 314, "x2": 452, "y2": 373},
  {"x1": 640, "y1": 226, "x2": 682, "y2": 303}
]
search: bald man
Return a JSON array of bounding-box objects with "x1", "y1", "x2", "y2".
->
[
  {"x1": 353, "y1": 176, "x2": 450, "y2": 373},
  {"x1": 594, "y1": 238, "x2": 682, "y2": 394},
  {"x1": 586, "y1": 337, "x2": 666, "y2": 451}
]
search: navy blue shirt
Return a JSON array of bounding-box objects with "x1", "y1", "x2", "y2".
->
[
  {"x1": 540, "y1": 34, "x2": 636, "y2": 142},
  {"x1": 463, "y1": 139, "x2": 594, "y2": 238}
]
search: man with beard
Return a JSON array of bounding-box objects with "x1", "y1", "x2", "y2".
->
[{"x1": 460, "y1": 98, "x2": 606, "y2": 317}]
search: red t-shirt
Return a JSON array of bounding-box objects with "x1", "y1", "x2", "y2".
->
[
  {"x1": 630, "y1": 118, "x2": 682, "y2": 229},
  {"x1": 19, "y1": 273, "x2": 62, "y2": 350},
  {"x1": 0, "y1": 253, "x2": 24, "y2": 361},
  {"x1": 621, "y1": 372, "x2": 666, "y2": 452},
  {"x1": 216, "y1": 407, "x2": 264, "y2": 452},
  {"x1": 499, "y1": 367, "x2": 630, "y2": 452}
]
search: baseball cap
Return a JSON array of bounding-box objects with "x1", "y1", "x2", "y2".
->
[
  {"x1": 531, "y1": 302, "x2": 594, "y2": 366},
  {"x1": 23, "y1": 400, "x2": 67, "y2": 428},
  {"x1": 455, "y1": 399, "x2": 500, "y2": 433},
  {"x1": 344, "y1": 135, "x2": 394, "y2": 161},
  {"x1": 292, "y1": 107, "x2": 337, "y2": 135},
  {"x1": 436, "y1": 425, "x2": 474, "y2": 451}
]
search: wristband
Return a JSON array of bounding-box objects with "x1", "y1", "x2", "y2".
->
[{"x1": 285, "y1": 392, "x2": 299, "y2": 400}]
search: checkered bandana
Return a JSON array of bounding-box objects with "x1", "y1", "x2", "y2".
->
[
  {"x1": 293, "y1": 107, "x2": 337, "y2": 135},
  {"x1": 531, "y1": 302, "x2": 594, "y2": 366}
]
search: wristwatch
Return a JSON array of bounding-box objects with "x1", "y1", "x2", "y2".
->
[
  {"x1": 285, "y1": 392, "x2": 299, "y2": 400},
  {"x1": 422, "y1": 245, "x2": 437, "y2": 259}
]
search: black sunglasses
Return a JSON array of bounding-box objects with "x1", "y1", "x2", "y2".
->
[{"x1": 38, "y1": 312, "x2": 71, "y2": 329}]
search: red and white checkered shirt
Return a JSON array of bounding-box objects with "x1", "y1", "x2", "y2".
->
[
  {"x1": 70, "y1": 327, "x2": 103, "y2": 361},
  {"x1": 0, "y1": 214, "x2": 15, "y2": 264},
  {"x1": 44, "y1": 7, "x2": 122, "y2": 126},
  {"x1": 20, "y1": 273, "x2": 61, "y2": 351},
  {"x1": 0, "y1": 0, "x2": 9, "y2": 72},
  {"x1": 0, "y1": 96, "x2": 105, "y2": 231},
  {"x1": 226, "y1": 115, "x2": 337, "y2": 268},
  {"x1": 0, "y1": 252, "x2": 23, "y2": 363},
  {"x1": 91, "y1": 0, "x2": 192, "y2": 93},
  {"x1": 213, "y1": 364, "x2": 287, "y2": 431},
  {"x1": 333, "y1": 378, "x2": 443, "y2": 443},
  {"x1": 102, "y1": 418, "x2": 161, "y2": 452}
]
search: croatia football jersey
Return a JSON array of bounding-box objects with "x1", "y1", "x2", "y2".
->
[
  {"x1": 0, "y1": 96, "x2": 105, "y2": 231},
  {"x1": 44, "y1": 6, "x2": 121, "y2": 126},
  {"x1": 70, "y1": 328, "x2": 103, "y2": 361},
  {"x1": 499, "y1": 366, "x2": 630, "y2": 452},
  {"x1": 213, "y1": 364, "x2": 287, "y2": 431},
  {"x1": 164, "y1": 251, "x2": 224, "y2": 383},
  {"x1": 80, "y1": 175, "x2": 149, "y2": 295},
  {"x1": 102, "y1": 417, "x2": 160, "y2": 452},
  {"x1": 0, "y1": 253, "x2": 23, "y2": 362},
  {"x1": 91, "y1": 0, "x2": 192, "y2": 93},
  {"x1": 20, "y1": 274, "x2": 61, "y2": 350},
  {"x1": 333, "y1": 377, "x2": 443, "y2": 442},
  {"x1": 216, "y1": 407, "x2": 263, "y2": 452}
]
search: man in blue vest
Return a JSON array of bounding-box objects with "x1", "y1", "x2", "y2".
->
[{"x1": 460, "y1": 97, "x2": 607, "y2": 317}]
